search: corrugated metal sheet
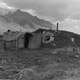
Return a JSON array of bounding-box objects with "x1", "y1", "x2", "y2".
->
[
  {"x1": 3, "y1": 31, "x2": 24, "y2": 41},
  {"x1": 29, "y1": 33, "x2": 42, "y2": 49}
]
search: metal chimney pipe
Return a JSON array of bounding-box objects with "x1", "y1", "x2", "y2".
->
[{"x1": 56, "y1": 22, "x2": 59, "y2": 32}]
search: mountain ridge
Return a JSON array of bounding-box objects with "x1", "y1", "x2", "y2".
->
[{"x1": 0, "y1": 9, "x2": 54, "y2": 29}]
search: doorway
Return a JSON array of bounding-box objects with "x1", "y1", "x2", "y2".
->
[{"x1": 24, "y1": 33, "x2": 33, "y2": 48}]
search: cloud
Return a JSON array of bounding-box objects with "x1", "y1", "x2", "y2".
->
[
  {"x1": 1, "y1": 0, "x2": 68, "y2": 21},
  {"x1": 1, "y1": 0, "x2": 80, "y2": 34},
  {"x1": 0, "y1": 1, "x2": 15, "y2": 9},
  {"x1": 22, "y1": 9, "x2": 36, "y2": 16},
  {"x1": 1, "y1": 0, "x2": 80, "y2": 22},
  {"x1": 70, "y1": 12, "x2": 80, "y2": 20},
  {"x1": 60, "y1": 18, "x2": 80, "y2": 34}
]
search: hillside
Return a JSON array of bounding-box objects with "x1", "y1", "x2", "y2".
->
[
  {"x1": 34, "y1": 29, "x2": 80, "y2": 48},
  {"x1": 54, "y1": 30, "x2": 80, "y2": 48},
  {"x1": 0, "y1": 9, "x2": 54, "y2": 33}
]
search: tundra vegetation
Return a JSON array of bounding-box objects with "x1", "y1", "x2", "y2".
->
[{"x1": 0, "y1": 48, "x2": 80, "y2": 80}]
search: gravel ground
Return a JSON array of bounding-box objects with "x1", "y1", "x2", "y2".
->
[{"x1": 0, "y1": 49, "x2": 80, "y2": 80}]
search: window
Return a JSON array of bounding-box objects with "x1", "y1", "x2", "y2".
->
[
  {"x1": 44, "y1": 35, "x2": 50, "y2": 41},
  {"x1": 42, "y1": 32, "x2": 54, "y2": 43}
]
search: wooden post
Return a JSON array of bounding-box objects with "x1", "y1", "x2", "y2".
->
[
  {"x1": 4, "y1": 40, "x2": 6, "y2": 50},
  {"x1": 71, "y1": 38, "x2": 78, "y2": 54},
  {"x1": 16, "y1": 39, "x2": 17, "y2": 50}
]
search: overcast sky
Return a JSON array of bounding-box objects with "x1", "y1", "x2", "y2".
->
[{"x1": 0, "y1": 0, "x2": 80, "y2": 34}]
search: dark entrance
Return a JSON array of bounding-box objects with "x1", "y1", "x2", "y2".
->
[{"x1": 24, "y1": 33, "x2": 33, "y2": 48}]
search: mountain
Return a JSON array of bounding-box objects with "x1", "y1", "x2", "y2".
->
[
  {"x1": 0, "y1": 7, "x2": 15, "y2": 15},
  {"x1": 0, "y1": 9, "x2": 55, "y2": 33},
  {"x1": 0, "y1": 7, "x2": 9, "y2": 15}
]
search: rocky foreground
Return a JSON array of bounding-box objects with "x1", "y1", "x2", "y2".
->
[{"x1": 0, "y1": 49, "x2": 80, "y2": 80}]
